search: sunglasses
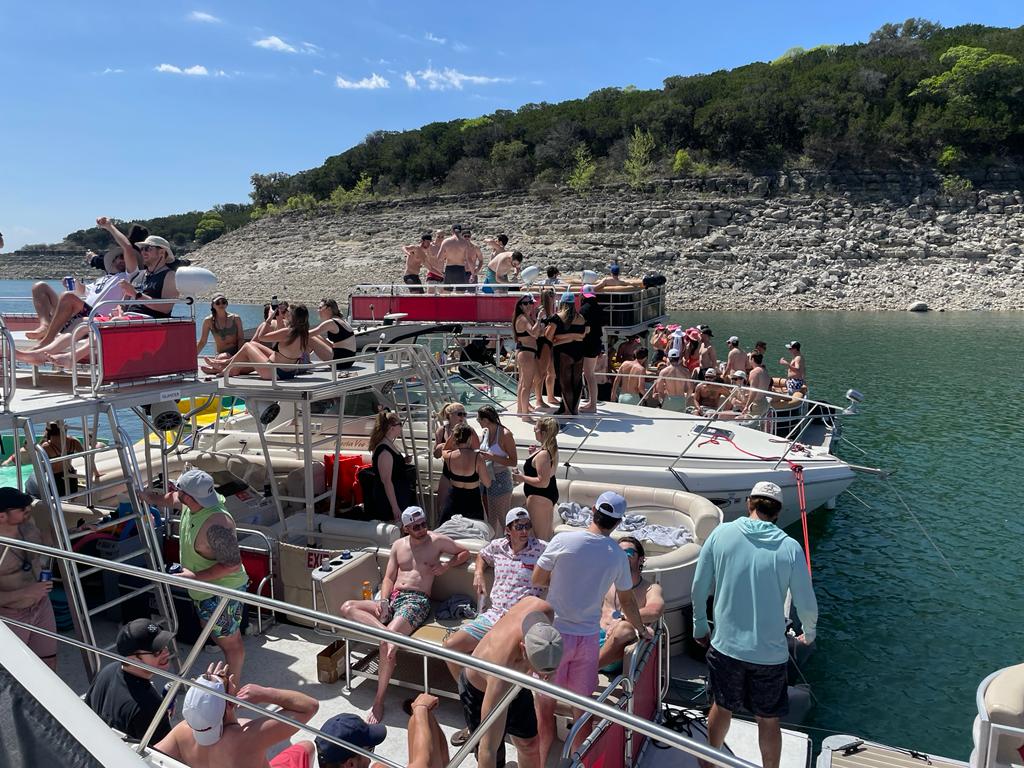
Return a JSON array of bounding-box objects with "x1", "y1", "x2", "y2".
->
[
  {"x1": 214, "y1": 299, "x2": 228, "y2": 306},
  {"x1": 407, "y1": 521, "x2": 427, "y2": 531},
  {"x1": 140, "y1": 245, "x2": 161, "y2": 253},
  {"x1": 622, "y1": 548, "x2": 638, "y2": 558},
  {"x1": 452, "y1": 411, "x2": 466, "y2": 417},
  {"x1": 511, "y1": 522, "x2": 532, "y2": 531}
]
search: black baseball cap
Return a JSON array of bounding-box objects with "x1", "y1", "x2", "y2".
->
[
  {"x1": 451, "y1": 224, "x2": 463, "y2": 232},
  {"x1": 316, "y1": 714, "x2": 388, "y2": 763},
  {"x1": 0, "y1": 487, "x2": 33, "y2": 512},
  {"x1": 116, "y1": 619, "x2": 174, "y2": 656},
  {"x1": 420, "y1": 232, "x2": 432, "y2": 241},
  {"x1": 699, "y1": 324, "x2": 713, "y2": 337}
]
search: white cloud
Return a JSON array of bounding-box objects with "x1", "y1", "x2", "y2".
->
[
  {"x1": 154, "y1": 63, "x2": 209, "y2": 76},
  {"x1": 254, "y1": 35, "x2": 297, "y2": 53},
  {"x1": 300, "y1": 41, "x2": 322, "y2": 54},
  {"x1": 645, "y1": 56, "x2": 663, "y2": 64},
  {"x1": 402, "y1": 71, "x2": 418, "y2": 89},
  {"x1": 425, "y1": 32, "x2": 446, "y2": 45},
  {"x1": 414, "y1": 66, "x2": 510, "y2": 91},
  {"x1": 335, "y1": 72, "x2": 389, "y2": 90},
  {"x1": 101, "y1": 67, "x2": 124, "y2": 75},
  {"x1": 313, "y1": 68, "x2": 325, "y2": 76},
  {"x1": 214, "y1": 69, "x2": 228, "y2": 77},
  {"x1": 452, "y1": 41, "x2": 470, "y2": 53},
  {"x1": 188, "y1": 10, "x2": 221, "y2": 23}
]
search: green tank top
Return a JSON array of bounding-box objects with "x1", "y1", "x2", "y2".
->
[{"x1": 179, "y1": 501, "x2": 248, "y2": 601}]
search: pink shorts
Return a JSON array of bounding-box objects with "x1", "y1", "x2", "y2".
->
[
  {"x1": 0, "y1": 596, "x2": 57, "y2": 660},
  {"x1": 270, "y1": 743, "x2": 311, "y2": 768},
  {"x1": 550, "y1": 632, "x2": 600, "y2": 698}
]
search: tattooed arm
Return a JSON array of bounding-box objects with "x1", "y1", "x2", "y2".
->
[{"x1": 188, "y1": 515, "x2": 243, "y2": 581}]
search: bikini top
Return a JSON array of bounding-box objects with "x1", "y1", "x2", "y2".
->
[
  {"x1": 212, "y1": 317, "x2": 239, "y2": 340},
  {"x1": 446, "y1": 448, "x2": 479, "y2": 483},
  {"x1": 481, "y1": 427, "x2": 508, "y2": 459},
  {"x1": 326, "y1": 318, "x2": 354, "y2": 344},
  {"x1": 514, "y1": 317, "x2": 533, "y2": 340}
]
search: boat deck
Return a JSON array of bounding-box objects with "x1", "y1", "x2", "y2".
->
[{"x1": 819, "y1": 737, "x2": 968, "y2": 768}]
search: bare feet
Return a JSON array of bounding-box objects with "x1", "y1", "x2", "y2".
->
[
  {"x1": 200, "y1": 365, "x2": 220, "y2": 375},
  {"x1": 16, "y1": 349, "x2": 49, "y2": 365},
  {"x1": 47, "y1": 352, "x2": 73, "y2": 369},
  {"x1": 368, "y1": 700, "x2": 385, "y2": 725}
]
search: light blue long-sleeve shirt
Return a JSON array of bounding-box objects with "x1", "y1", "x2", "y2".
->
[{"x1": 691, "y1": 516, "x2": 818, "y2": 665}]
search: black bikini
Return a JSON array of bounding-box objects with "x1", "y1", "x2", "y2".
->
[
  {"x1": 441, "y1": 450, "x2": 484, "y2": 522},
  {"x1": 523, "y1": 452, "x2": 558, "y2": 503},
  {"x1": 327, "y1": 319, "x2": 356, "y2": 367},
  {"x1": 514, "y1": 318, "x2": 538, "y2": 357}
]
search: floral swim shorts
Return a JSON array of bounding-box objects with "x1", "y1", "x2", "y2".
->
[
  {"x1": 195, "y1": 592, "x2": 246, "y2": 638},
  {"x1": 387, "y1": 588, "x2": 432, "y2": 630}
]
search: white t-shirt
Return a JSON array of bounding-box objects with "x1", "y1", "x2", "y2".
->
[
  {"x1": 536, "y1": 530, "x2": 631, "y2": 636},
  {"x1": 83, "y1": 271, "x2": 132, "y2": 317}
]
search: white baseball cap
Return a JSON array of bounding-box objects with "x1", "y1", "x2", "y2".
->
[
  {"x1": 750, "y1": 481, "x2": 783, "y2": 504},
  {"x1": 594, "y1": 491, "x2": 627, "y2": 520},
  {"x1": 401, "y1": 506, "x2": 426, "y2": 527},
  {"x1": 184, "y1": 675, "x2": 226, "y2": 746},
  {"x1": 727, "y1": 335, "x2": 740, "y2": 344},
  {"x1": 667, "y1": 348, "x2": 681, "y2": 359},
  {"x1": 505, "y1": 507, "x2": 530, "y2": 526}
]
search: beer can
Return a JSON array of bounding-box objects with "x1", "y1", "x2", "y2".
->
[
  {"x1": 166, "y1": 563, "x2": 183, "y2": 575},
  {"x1": 38, "y1": 569, "x2": 52, "y2": 582},
  {"x1": 63, "y1": 276, "x2": 75, "y2": 291}
]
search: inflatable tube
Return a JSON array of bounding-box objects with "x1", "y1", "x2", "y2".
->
[
  {"x1": 518, "y1": 265, "x2": 540, "y2": 285},
  {"x1": 581, "y1": 269, "x2": 599, "y2": 284},
  {"x1": 174, "y1": 266, "x2": 218, "y2": 298}
]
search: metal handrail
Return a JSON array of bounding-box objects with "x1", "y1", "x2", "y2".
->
[
  {"x1": 0, "y1": 534, "x2": 759, "y2": 768},
  {"x1": 0, "y1": 322, "x2": 17, "y2": 408}
]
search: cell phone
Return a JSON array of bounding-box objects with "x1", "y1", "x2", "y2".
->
[{"x1": 270, "y1": 295, "x2": 279, "y2": 311}]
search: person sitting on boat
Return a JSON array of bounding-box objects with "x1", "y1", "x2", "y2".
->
[
  {"x1": 0, "y1": 487, "x2": 58, "y2": 671},
  {"x1": 456, "y1": 597, "x2": 564, "y2": 768},
  {"x1": 316, "y1": 695, "x2": 450, "y2": 768},
  {"x1": 140, "y1": 469, "x2": 249, "y2": 678},
  {"x1": 596, "y1": 536, "x2": 664, "y2": 673},
  {"x1": 440, "y1": 423, "x2": 491, "y2": 523},
  {"x1": 154, "y1": 660, "x2": 319, "y2": 768},
  {"x1": 340, "y1": 506, "x2": 470, "y2": 725},
  {"x1": 196, "y1": 294, "x2": 244, "y2": 357},
  {"x1": 724, "y1": 336, "x2": 747, "y2": 378},
  {"x1": 512, "y1": 294, "x2": 542, "y2": 418},
  {"x1": 532, "y1": 492, "x2": 652, "y2": 767},
  {"x1": 313, "y1": 298, "x2": 357, "y2": 369},
  {"x1": 442, "y1": 507, "x2": 547, "y2": 693},
  {"x1": 716, "y1": 370, "x2": 751, "y2": 420},
  {"x1": 698, "y1": 325, "x2": 718, "y2": 371},
  {"x1": 432, "y1": 403, "x2": 477, "y2": 516},
  {"x1": 402, "y1": 233, "x2": 432, "y2": 292},
  {"x1": 122, "y1": 229, "x2": 180, "y2": 319},
  {"x1": 691, "y1": 368, "x2": 728, "y2": 415},
  {"x1": 655, "y1": 349, "x2": 694, "y2": 412},
  {"x1": 369, "y1": 411, "x2": 414, "y2": 523},
  {"x1": 780, "y1": 340, "x2": 806, "y2": 394},
  {"x1": 476, "y1": 406, "x2": 518, "y2": 532},
  {"x1": 550, "y1": 290, "x2": 588, "y2": 416},
  {"x1": 542, "y1": 265, "x2": 563, "y2": 286},
  {"x1": 691, "y1": 481, "x2": 817, "y2": 768},
  {"x1": 202, "y1": 305, "x2": 332, "y2": 380},
  {"x1": 511, "y1": 417, "x2": 559, "y2": 541},
  {"x1": 593, "y1": 262, "x2": 627, "y2": 290},
  {"x1": 611, "y1": 347, "x2": 649, "y2": 405},
  {"x1": 85, "y1": 619, "x2": 174, "y2": 742},
  {"x1": 481, "y1": 249, "x2": 523, "y2": 294},
  {"x1": 740, "y1": 354, "x2": 771, "y2": 421}
]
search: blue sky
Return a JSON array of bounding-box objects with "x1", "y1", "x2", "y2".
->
[{"x1": 1, "y1": 1, "x2": 1020, "y2": 251}]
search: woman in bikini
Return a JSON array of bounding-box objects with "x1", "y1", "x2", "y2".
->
[
  {"x1": 534, "y1": 289, "x2": 559, "y2": 410},
  {"x1": 202, "y1": 304, "x2": 331, "y2": 379},
  {"x1": 440, "y1": 423, "x2": 491, "y2": 524},
  {"x1": 432, "y1": 403, "x2": 478, "y2": 513},
  {"x1": 312, "y1": 298, "x2": 357, "y2": 369},
  {"x1": 512, "y1": 293, "x2": 541, "y2": 417},
  {"x1": 511, "y1": 416, "x2": 559, "y2": 541},
  {"x1": 476, "y1": 405, "x2": 518, "y2": 534},
  {"x1": 195, "y1": 294, "x2": 243, "y2": 357}
]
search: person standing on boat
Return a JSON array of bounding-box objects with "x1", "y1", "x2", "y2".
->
[
  {"x1": 780, "y1": 341, "x2": 806, "y2": 394},
  {"x1": 402, "y1": 233, "x2": 432, "y2": 292},
  {"x1": 655, "y1": 348, "x2": 694, "y2": 412},
  {"x1": 741, "y1": 353, "x2": 771, "y2": 421},
  {"x1": 463, "y1": 229, "x2": 484, "y2": 287},
  {"x1": 313, "y1": 298, "x2": 357, "y2": 369},
  {"x1": 691, "y1": 481, "x2": 817, "y2": 768},
  {"x1": 369, "y1": 411, "x2": 414, "y2": 523},
  {"x1": 440, "y1": 424, "x2": 491, "y2": 523},
  {"x1": 611, "y1": 347, "x2": 649, "y2": 405},
  {"x1": 0, "y1": 487, "x2": 58, "y2": 671},
  {"x1": 531, "y1": 492, "x2": 652, "y2": 767},
  {"x1": 477, "y1": 406, "x2": 518, "y2": 531},
  {"x1": 698, "y1": 325, "x2": 718, "y2": 371},
  {"x1": 432, "y1": 403, "x2": 477, "y2": 516},
  {"x1": 482, "y1": 249, "x2": 523, "y2": 294},
  {"x1": 340, "y1": 506, "x2": 470, "y2": 725},
  {"x1": 457, "y1": 597, "x2": 564, "y2": 768},
  {"x1": 512, "y1": 294, "x2": 542, "y2": 418},
  {"x1": 596, "y1": 537, "x2": 664, "y2": 672},
  {"x1": 551, "y1": 291, "x2": 588, "y2": 416},
  {"x1": 141, "y1": 469, "x2": 249, "y2": 678},
  {"x1": 154, "y1": 660, "x2": 320, "y2": 768},
  {"x1": 578, "y1": 286, "x2": 605, "y2": 413},
  {"x1": 511, "y1": 417, "x2": 559, "y2": 541},
  {"x1": 748, "y1": 340, "x2": 767, "y2": 371},
  {"x1": 437, "y1": 224, "x2": 472, "y2": 288},
  {"x1": 724, "y1": 336, "x2": 747, "y2": 378},
  {"x1": 196, "y1": 294, "x2": 244, "y2": 357},
  {"x1": 534, "y1": 289, "x2": 559, "y2": 410},
  {"x1": 85, "y1": 619, "x2": 174, "y2": 742}
]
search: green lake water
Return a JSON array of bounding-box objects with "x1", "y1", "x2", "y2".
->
[{"x1": 2, "y1": 278, "x2": 1019, "y2": 756}]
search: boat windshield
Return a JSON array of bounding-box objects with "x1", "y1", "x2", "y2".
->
[{"x1": 393, "y1": 374, "x2": 505, "y2": 412}]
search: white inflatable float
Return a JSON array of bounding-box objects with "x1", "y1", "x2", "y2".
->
[
  {"x1": 174, "y1": 266, "x2": 218, "y2": 298},
  {"x1": 581, "y1": 269, "x2": 599, "y2": 284},
  {"x1": 518, "y1": 264, "x2": 540, "y2": 285}
]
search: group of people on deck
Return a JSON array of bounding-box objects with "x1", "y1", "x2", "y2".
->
[{"x1": 402, "y1": 225, "x2": 523, "y2": 291}]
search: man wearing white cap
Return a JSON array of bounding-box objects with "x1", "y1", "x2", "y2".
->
[
  {"x1": 141, "y1": 468, "x2": 249, "y2": 677},
  {"x1": 443, "y1": 507, "x2": 547, "y2": 689},
  {"x1": 340, "y1": 506, "x2": 469, "y2": 725},
  {"x1": 779, "y1": 341, "x2": 806, "y2": 395},
  {"x1": 691, "y1": 481, "x2": 817, "y2": 768},
  {"x1": 724, "y1": 336, "x2": 747, "y2": 379},
  {"x1": 155, "y1": 660, "x2": 319, "y2": 768},
  {"x1": 532, "y1": 491, "x2": 652, "y2": 765},
  {"x1": 459, "y1": 596, "x2": 563, "y2": 768},
  {"x1": 655, "y1": 348, "x2": 693, "y2": 412}
]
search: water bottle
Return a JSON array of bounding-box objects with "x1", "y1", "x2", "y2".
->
[{"x1": 361, "y1": 581, "x2": 372, "y2": 600}]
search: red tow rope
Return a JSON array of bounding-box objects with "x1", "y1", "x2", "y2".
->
[{"x1": 698, "y1": 434, "x2": 813, "y2": 574}]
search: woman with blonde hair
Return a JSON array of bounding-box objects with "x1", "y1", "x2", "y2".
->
[
  {"x1": 534, "y1": 289, "x2": 558, "y2": 410},
  {"x1": 432, "y1": 402, "x2": 477, "y2": 512},
  {"x1": 512, "y1": 416, "x2": 559, "y2": 541},
  {"x1": 512, "y1": 293, "x2": 541, "y2": 417}
]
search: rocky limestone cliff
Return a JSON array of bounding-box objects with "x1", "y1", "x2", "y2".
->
[{"x1": 6, "y1": 170, "x2": 1024, "y2": 310}]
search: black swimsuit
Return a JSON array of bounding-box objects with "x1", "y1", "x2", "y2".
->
[
  {"x1": 371, "y1": 443, "x2": 412, "y2": 521},
  {"x1": 326, "y1": 318, "x2": 356, "y2": 367},
  {"x1": 441, "y1": 450, "x2": 484, "y2": 522},
  {"x1": 514, "y1": 318, "x2": 538, "y2": 357},
  {"x1": 523, "y1": 452, "x2": 558, "y2": 503}
]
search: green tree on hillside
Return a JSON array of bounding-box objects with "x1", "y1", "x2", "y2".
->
[
  {"x1": 624, "y1": 126, "x2": 656, "y2": 188},
  {"x1": 194, "y1": 211, "x2": 225, "y2": 243},
  {"x1": 567, "y1": 144, "x2": 596, "y2": 194}
]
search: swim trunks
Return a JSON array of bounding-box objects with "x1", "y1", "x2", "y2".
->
[
  {"x1": 0, "y1": 596, "x2": 57, "y2": 661},
  {"x1": 617, "y1": 393, "x2": 640, "y2": 405},
  {"x1": 388, "y1": 588, "x2": 431, "y2": 630},
  {"x1": 426, "y1": 272, "x2": 444, "y2": 283},
  {"x1": 785, "y1": 378, "x2": 805, "y2": 395},
  {"x1": 662, "y1": 395, "x2": 687, "y2": 412},
  {"x1": 195, "y1": 592, "x2": 246, "y2": 638},
  {"x1": 269, "y1": 742, "x2": 312, "y2": 768},
  {"x1": 460, "y1": 613, "x2": 495, "y2": 642},
  {"x1": 706, "y1": 645, "x2": 788, "y2": 718}
]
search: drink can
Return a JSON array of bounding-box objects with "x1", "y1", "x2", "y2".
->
[
  {"x1": 38, "y1": 569, "x2": 52, "y2": 582},
  {"x1": 166, "y1": 563, "x2": 183, "y2": 575},
  {"x1": 63, "y1": 276, "x2": 75, "y2": 291}
]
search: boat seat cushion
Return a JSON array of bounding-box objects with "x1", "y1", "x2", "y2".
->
[{"x1": 984, "y1": 663, "x2": 1024, "y2": 762}]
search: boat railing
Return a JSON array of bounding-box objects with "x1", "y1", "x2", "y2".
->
[
  {"x1": 0, "y1": 534, "x2": 759, "y2": 768},
  {"x1": 0, "y1": 320, "x2": 17, "y2": 410},
  {"x1": 972, "y1": 666, "x2": 1024, "y2": 768}
]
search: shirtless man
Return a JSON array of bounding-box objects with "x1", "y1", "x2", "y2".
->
[
  {"x1": 464, "y1": 229, "x2": 484, "y2": 286},
  {"x1": 697, "y1": 325, "x2": 718, "y2": 372},
  {"x1": 611, "y1": 348, "x2": 648, "y2": 405},
  {"x1": 655, "y1": 349, "x2": 694, "y2": 412},
  {"x1": 484, "y1": 233, "x2": 510, "y2": 258},
  {"x1": 154, "y1": 661, "x2": 319, "y2": 768},
  {"x1": 437, "y1": 224, "x2": 474, "y2": 288},
  {"x1": 780, "y1": 341, "x2": 806, "y2": 394},
  {"x1": 594, "y1": 263, "x2": 627, "y2": 290},
  {"x1": 597, "y1": 537, "x2": 664, "y2": 671},
  {"x1": 742, "y1": 353, "x2": 771, "y2": 420},
  {"x1": 402, "y1": 233, "x2": 432, "y2": 293},
  {"x1": 425, "y1": 231, "x2": 446, "y2": 288},
  {"x1": 0, "y1": 487, "x2": 57, "y2": 671},
  {"x1": 614, "y1": 334, "x2": 642, "y2": 365},
  {"x1": 724, "y1": 336, "x2": 747, "y2": 378},
  {"x1": 483, "y1": 250, "x2": 523, "y2": 292},
  {"x1": 459, "y1": 596, "x2": 563, "y2": 768},
  {"x1": 692, "y1": 368, "x2": 727, "y2": 415},
  {"x1": 316, "y1": 697, "x2": 449, "y2": 768},
  {"x1": 748, "y1": 340, "x2": 767, "y2": 372},
  {"x1": 339, "y1": 506, "x2": 469, "y2": 724}
]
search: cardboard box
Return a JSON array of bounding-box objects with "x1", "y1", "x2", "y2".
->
[{"x1": 317, "y1": 639, "x2": 346, "y2": 684}]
